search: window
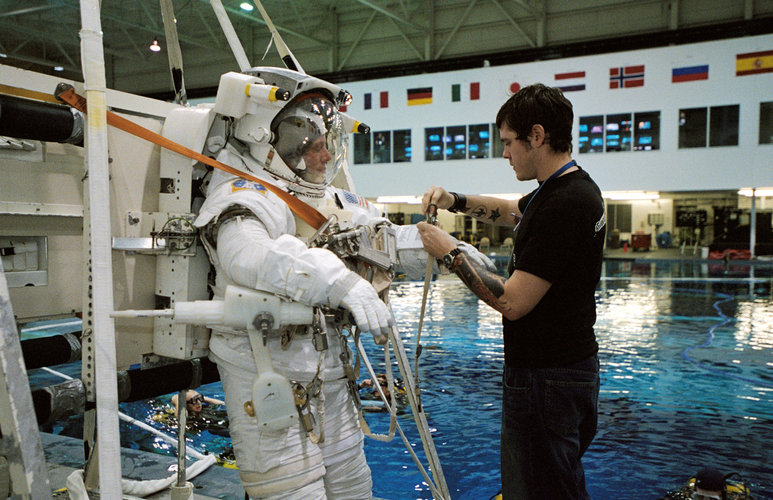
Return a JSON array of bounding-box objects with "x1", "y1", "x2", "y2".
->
[
  {"x1": 633, "y1": 111, "x2": 660, "y2": 151},
  {"x1": 446, "y1": 125, "x2": 466, "y2": 160},
  {"x1": 393, "y1": 129, "x2": 411, "y2": 162},
  {"x1": 679, "y1": 105, "x2": 739, "y2": 148},
  {"x1": 605, "y1": 113, "x2": 632, "y2": 152},
  {"x1": 491, "y1": 124, "x2": 503, "y2": 158},
  {"x1": 353, "y1": 133, "x2": 371, "y2": 164},
  {"x1": 678, "y1": 107, "x2": 708, "y2": 148},
  {"x1": 579, "y1": 115, "x2": 604, "y2": 153},
  {"x1": 760, "y1": 102, "x2": 773, "y2": 144},
  {"x1": 607, "y1": 204, "x2": 632, "y2": 232},
  {"x1": 373, "y1": 131, "x2": 391, "y2": 163},
  {"x1": 709, "y1": 105, "x2": 739, "y2": 147},
  {"x1": 425, "y1": 127, "x2": 444, "y2": 161},
  {"x1": 468, "y1": 124, "x2": 490, "y2": 159}
]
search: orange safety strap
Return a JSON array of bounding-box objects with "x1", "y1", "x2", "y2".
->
[
  {"x1": 0, "y1": 83, "x2": 63, "y2": 104},
  {"x1": 54, "y1": 85, "x2": 327, "y2": 230}
]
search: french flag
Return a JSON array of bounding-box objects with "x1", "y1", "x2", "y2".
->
[
  {"x1": 609, "y1": 65, "x2": 645, "y2": 88},
  {"x1": 554, "y1": 71, "x2": 586, "y2": 92},
  {"x1": 672, "y1": 64, "x2": 709, "y2": 83}
]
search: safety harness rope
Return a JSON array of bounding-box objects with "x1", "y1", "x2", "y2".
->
[{"x1": 54, "y1": 84, "x2": 328, "y2": 230}]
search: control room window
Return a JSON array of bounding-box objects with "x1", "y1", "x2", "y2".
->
[
  {"x1": 633, "y1": 111, "x2": 660, "y2": 151},
  {"x1": 393, "y1": 129, "x2": 411, "y2": 162},
  {"x1": 579, "y1": 115, "x2": 604, "y2": 153},
  {"x1": 425, "y1": 127, "x2": 444, "y2": 161},
  {"x1": 491, "y1": 124, "x2": 503, "y2": 158},
  {"x1": 446, "y1": 125, "x2": 466, "y2": 160},
  {"x1": 373, "y1": 131, "x2": 391, "y2": 163},
  {"x1": 605, "y1": 113, "x2": 632, "y2": 152},
  {"x1": 468, "y1": 124, "x2": 490, "y2": 159},
  {"x1": 708, "y1": 105, "x2": 739, "y2": 147},
  {"x1": 760, "y1": 102, "x2": 773, "y2": 144},
  {"x1": 353, "y1": 133, "x2": 371, "y2": 164},
  {"x1": 678, "y1": 107, "x2": 708, "y2": 148}
]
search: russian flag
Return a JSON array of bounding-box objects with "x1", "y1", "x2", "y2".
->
[
  {"x1": 555, "y1": 71, "x2": 586, "y2": 92},
  {"x1": 672, "y1": 64, "x2": 709, "y2": 83}
]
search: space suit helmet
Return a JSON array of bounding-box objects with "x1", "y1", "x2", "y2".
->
[{"x1": 268, "y1": 91, "x2": 346, "y2": 194}]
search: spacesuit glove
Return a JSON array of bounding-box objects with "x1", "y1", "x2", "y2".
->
[
  {"x1": 457, "y1": 241, "x2": 498, "y2": 273},
  {"x1": 340, "y1": 279, "x2": 394, "y2": 345}
]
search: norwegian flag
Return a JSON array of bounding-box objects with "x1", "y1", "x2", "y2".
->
[
  {"x1": 609, "y1": 65, "x2": 645, "y2": 89},
  {"x1": 342, "y1": 190, "x2": 369, "y2": 208}
]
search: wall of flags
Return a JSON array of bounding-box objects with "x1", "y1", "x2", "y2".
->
[{"x1": 340, "y1": 33, "x2": 773, "y2": 198}]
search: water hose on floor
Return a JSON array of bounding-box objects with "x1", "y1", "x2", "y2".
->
[
  {"x1": 680, "y1": 292, "x2": 773, "y2": 389},
  {"x1": 42, "y1": 367, "x2": 216, "y2": 498}
]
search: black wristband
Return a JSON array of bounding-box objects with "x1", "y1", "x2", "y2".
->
[{"x1": 448, "y1": 192, "x2": 467, "y2": 213}]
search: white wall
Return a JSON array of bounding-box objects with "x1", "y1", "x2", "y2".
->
[{"x1": 342, "y1": 34, "x2": 773, "y2": 198}]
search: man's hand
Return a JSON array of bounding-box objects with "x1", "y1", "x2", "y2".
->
[
  {"x1": 421, "y1": 186, "x2": 455, "y2": 216},
  {"x1": 341, "y1": 280, "x2": 393, "y2": 345},
  {"x1": 416, "y1": 221, "x2": 458, "y2": 259}
]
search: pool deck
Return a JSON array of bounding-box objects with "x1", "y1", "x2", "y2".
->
[
  {"x1": 604, "y1": 246, "x2": 773, "y2": 263},
  {"x1": 42, "y1": 432, "x2": 390, "y2": 499},
  {"x1": 43, "y1": 432, "x2": 242, "y2": 499}
]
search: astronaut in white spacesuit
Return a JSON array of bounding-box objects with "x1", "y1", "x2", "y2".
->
[{"x1": 193, "y1": 68, "x2": 493, "y2": 499}]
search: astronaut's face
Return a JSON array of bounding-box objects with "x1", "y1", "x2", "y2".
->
[{"x1": 302, "y1": 135, "x2": 332, "y2": 184}]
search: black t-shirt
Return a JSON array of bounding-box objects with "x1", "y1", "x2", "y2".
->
[{"x1": 503, "y1": 167, "x2": 605, "y2": 368}]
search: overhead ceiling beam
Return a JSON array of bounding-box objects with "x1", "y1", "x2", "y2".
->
[
  {"x1": 337, "y1": 11, "x2": 377, "y2": 71},
  {"x1": 435, "y1": 0, "x2": 478, "y2": 59},
  {"x1": 386, "y1": 16, "x2": 424, "y2": 61},
  {"x1": 0, "y1": 4, "x2": 56, "y2": 18},
  {"x1": 195, "y1": 0, "x2": 327, "y2": 47},
  {"x1": 351, "y1": 0, "x2": 426, "y2": 32},
  {"x1": 490, "y1": 0, "x2": 536, "y2": 48}
]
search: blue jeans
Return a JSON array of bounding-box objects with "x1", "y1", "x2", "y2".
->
[{"x1": 500, "y1": 355, "x2": 599, "y2": 500}]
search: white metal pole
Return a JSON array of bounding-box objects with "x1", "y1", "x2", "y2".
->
[{"x1": 78, "y1": 0, "x2": 122, "y2": 496}]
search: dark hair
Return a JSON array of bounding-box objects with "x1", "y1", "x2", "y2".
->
[{"x1": 495, "y1": 83, "x2": 573, "y2": 153}]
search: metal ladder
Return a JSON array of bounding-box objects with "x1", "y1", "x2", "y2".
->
[{"x1": 0, "y1": 261, "x2": 52, "y2": 498}]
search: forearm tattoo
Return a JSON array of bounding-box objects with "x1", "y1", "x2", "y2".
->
[
  {"x1": 452, "y1": 252, "x2": 507, "y2": 313},
  {"x1": 470, "y1": 205, "x2": 503, "y2": 223}
]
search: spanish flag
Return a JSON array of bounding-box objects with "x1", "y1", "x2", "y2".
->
[
  {"x1": 736, "y1": 50, "x2": 773, "y2": 76},
  {"x1": 407, "y1": 87, "x2": 432, "y2": 106}
]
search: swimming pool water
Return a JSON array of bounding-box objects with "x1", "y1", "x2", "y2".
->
[{"x1": 31, "y1": 259, "x2": 773, "y2": 499}]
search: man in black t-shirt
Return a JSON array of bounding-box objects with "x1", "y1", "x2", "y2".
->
[{"x1": 418, "y1": 84, "x2": 605, "y2": 499}]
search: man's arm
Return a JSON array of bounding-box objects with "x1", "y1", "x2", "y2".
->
[
  {"x1": 422, "y1": 186, "x2": 520, "y2": 227},
  {"x1": 450, "y1": 252, "x2": 551, "y2": 321}
]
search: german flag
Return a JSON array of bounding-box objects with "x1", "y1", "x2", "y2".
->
[
  {"x1": 407, "y1": 87, "x2": 432, "y2": 106},
  {"x1": 736, "y1": 50, "x2": 773, "y2": 76}
]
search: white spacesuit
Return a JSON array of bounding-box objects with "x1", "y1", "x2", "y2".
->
[{"x1": 192, "y1": 68, "x2": 493, "y2": 499}]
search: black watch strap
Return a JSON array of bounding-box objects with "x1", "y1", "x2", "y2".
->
[
  {"x1": 439, "y1": 247, "x2": 462, "y2": 270},
  {"x1": 448, "y1": 192, "x2": 467, "y2": 213}
]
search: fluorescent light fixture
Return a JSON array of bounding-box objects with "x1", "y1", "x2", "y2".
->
[
  {"x1": 53, "y1": 66, "x2": 64, "y2": 72},
  {"x1": 738, "y1": 188, "x2": 773, "y2": 197},
  {"x1": 0, "y1": 53, "x2": 7, "y2": 58},
  {"x1": 375, "y1": 195, "x2": 422, "y2": 204},
  {"x1": 149, "y1": 38, "x2": 161, "y2": 52},
  {"x1": 481, "y1": 193, "x2": 522, "y2": 200},
  {"x1": 603, "y1": 191, "x2": 659, "y2": 201},
  {"x1": 240, "y1": 2, "x2": 254, "y2": 11}
]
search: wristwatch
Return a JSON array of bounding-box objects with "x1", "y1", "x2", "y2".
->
[{"x1": 440, "y1": 247, "x2": 462, "y2": 270}]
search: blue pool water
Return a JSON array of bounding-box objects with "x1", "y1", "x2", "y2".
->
[{"x1": 30, "y1": 259, "x2": 773, "y2": 499}]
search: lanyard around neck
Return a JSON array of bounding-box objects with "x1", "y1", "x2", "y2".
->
[{"x1": 519, "y1": 159, "x2": 576, "y2": 219}]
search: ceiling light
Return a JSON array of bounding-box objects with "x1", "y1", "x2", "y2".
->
[
  {"x1": 149, "y1": 38, "x2": 161, "y2": 52},
  {"x1": 738, "y1": 188, "x2": 773, "y2": 197},
  {"x1": 240, "y1": 2, "x2": 254, "y2": 11},
  {"x1": 603, "y1": 191, "x2": 659, "y2": 201},
  {"x1": 375, "y1": 196, "x2": 422, "y2": 204}
]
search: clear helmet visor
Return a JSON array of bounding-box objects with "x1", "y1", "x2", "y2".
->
[{"x1": 270, "y1": 92, "x2": 346, "y2": 187}]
